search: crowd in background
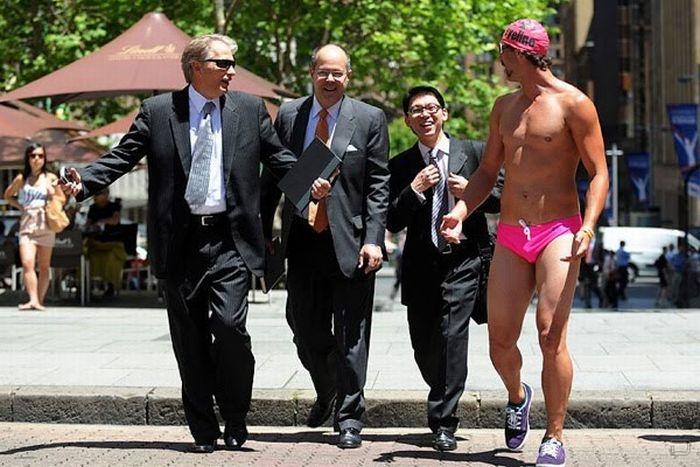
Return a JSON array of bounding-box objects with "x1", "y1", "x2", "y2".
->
[{"x1": 577, "y1": 238, "x2": 700, "y2": 309}]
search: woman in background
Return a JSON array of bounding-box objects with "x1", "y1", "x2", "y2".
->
[{"x1": 3, "y1": 143, "x2": 61, "y2": 310}]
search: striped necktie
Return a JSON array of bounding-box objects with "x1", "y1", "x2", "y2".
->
[
  {"x1": 308, "y1": 108, "x2": 330, "y2": 232},
  {"x1": 185, "y1": 101, "x2": 216, "y2": 208},
  {"x1": 430, "y1": 148, "x2": 448, "y2": 250}
]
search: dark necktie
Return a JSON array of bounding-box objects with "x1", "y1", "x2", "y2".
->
[
  {"x1": 185, "y1": 101, "x2": 215, "y2": 208},
  {"x1": 308, "y1": 108, "x2": 330, "y2": 232}
]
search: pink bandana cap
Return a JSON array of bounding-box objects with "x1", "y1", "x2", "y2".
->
[{"x1": 501, "y1": 19, "x2": 549, "y2": 57}]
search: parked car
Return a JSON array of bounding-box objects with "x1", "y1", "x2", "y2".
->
[{"x1": 598, "y1": 226, "x2": 700, "y2": 277}]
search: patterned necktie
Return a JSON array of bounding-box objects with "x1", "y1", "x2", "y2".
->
[
  {"x1": 185, "y1": 101, "x2": 216, "y2": 208},
  {"x1": 308, "y1": 108, "x2": 330, "y2": 232},
  {"x1": 430, "y1": 148, "x2": 448, "y2": 250}
]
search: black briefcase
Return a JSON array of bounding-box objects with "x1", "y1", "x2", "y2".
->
[{"x1": 471, "y1": 238, "x2": 494, "y2": 325}]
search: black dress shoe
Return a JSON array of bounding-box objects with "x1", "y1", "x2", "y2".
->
[
  {"x1": 338, "y1": 427, "x2": 362, "y2": 449},
  {"x1": 432, "y1": 429, "x2": 457, "y2": 451},
  {"x1": 190, "y1": 440, "x2": 216, "y2": 453},
  {"x1": 224, "y1": 426, "x2": 248, "y2": 450},
  {"x1": 307, "y1": 394, "x2": 337, "y2": 428}
]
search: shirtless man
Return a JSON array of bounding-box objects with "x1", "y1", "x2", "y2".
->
[{"x1": 440, "y1": 19, "x2": 608, "y2": 467}]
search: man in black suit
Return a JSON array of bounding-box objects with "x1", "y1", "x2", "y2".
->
[
  {"x1": 59, "y1": 34, "x2": 304, "y2": 452},
  {"x1": 262, "y1": 44, "x2": 389, "y2": 449},
  {"x1": 387, "y1": 86, "x2": 502, "y2": 451}
]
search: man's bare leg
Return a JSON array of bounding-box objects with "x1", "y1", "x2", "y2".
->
[
  {"x1": 534, "y1": 233, "x2": 580, "y2": 440},
  {"x1": 488, "y1": 244, "x2": 536, "y2": 403}
]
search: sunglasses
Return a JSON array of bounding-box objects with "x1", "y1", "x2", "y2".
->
[
  {"x1": 202, "y1": 58, "x2": 236, "y2": 70},
  {"x1": 29, "y1": 152, "x2": 45, "y2": 159}
]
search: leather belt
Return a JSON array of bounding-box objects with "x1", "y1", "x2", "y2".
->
[{"x1": 190, "y1": 213, "x2": 226, "y2": 227}]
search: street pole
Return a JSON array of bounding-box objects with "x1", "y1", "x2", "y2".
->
[{"x1": 605, "y1": 143, "x2": 624, "y2": 226}]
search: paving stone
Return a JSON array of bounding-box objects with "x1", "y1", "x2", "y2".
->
[
  {"x1": 0, "y1": 385, "x2": 16, "y2": 421},
  {"x1": 651, "y1": 391, "x2": 700, "y2": 429},
  {"x1": 12, "y1": 386, "x2": 147, "y2": 424},
  {"x1": 147, "y1": 386, "x2": 185, "y2": 425},
  {"x1": 566, "y1": 390, "x2": 651, "y2": 428}
]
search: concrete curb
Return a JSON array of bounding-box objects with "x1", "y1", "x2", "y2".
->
[{"x1": 1, "y1": 386, "x2": 697, "y2": 429}]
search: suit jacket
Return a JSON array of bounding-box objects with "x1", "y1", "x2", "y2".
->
[
  {"x1": 387, "y1": 138, "x2": 503, "y2": 306},
  {"x1": 261, "y1": 95, "x2": 390, "y2": 278},
  {"x1": 78, "y1": 87, "x2": 296, "y2": 279}
]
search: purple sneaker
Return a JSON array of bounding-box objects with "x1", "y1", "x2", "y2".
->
[
  {"x1": 504, "y1": 382, "x2": 532, "y2": 451},
  {"x1": 536, "y1": 437, "x2": 566, "y2": 467}
]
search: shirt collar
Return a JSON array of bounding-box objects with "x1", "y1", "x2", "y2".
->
[
  {"x1": 418, "y1": 133, "x2": 450, "y2": 160},
  {"x1": 311, "y1": 96, "x2": 343, "y2": 121},
  {"x1": 189, "y1": 85, "x2": 220, "y2": 114}
]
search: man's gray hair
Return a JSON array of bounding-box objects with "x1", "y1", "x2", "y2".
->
[
  {"x1": 310, "y1": 44, "x2": 352, "y2": 72},
  {"x1": 181, "y1": 34, "x2": 238, "y2": 83}
]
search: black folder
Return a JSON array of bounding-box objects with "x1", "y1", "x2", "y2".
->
[
  {"x1": 278, "y1": 137, "x2": 343, "y2": 211},
  {"x1": 260, "y1": 237, "x2": 285, "y2": 294}
]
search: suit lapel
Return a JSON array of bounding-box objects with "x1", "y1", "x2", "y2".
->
[
  {"x1": 330, "y1": 97, "x2": 356, "y2": 160},
  {"x1": 408, "y1": 143, "x2": 433, "y2": 206},
  {"x1": 448, "y1": 138, "x2": 468, "y2": 175},
  {"x1": 170, "y1": 87, "x2": 192, "y2": 177},
  {"x1": 291, "y1": 97, "x2": 313, "y2": 157},
  {"x1": 221, "y1": 92, "x2": 240, "y2": 185}
]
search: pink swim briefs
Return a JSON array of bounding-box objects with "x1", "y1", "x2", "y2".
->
[{"x1": 496, "y1": 214, "x2": 582, "y2": 263}]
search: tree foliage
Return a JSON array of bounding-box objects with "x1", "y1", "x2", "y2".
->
[{"x1": 1, "y1": 0, "x2": 558, "y2": 148}]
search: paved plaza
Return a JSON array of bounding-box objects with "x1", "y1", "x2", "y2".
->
[
  {"x1": 0, "y1": 423, "x2": 697, "y2": 466},
  {"x1": 0, "y1": 285, "x2": 698, "y2": 392}
]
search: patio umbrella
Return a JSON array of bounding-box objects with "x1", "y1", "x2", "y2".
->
[
  {"x1": 0, "y1": 100, "x2": 101, "y2": 164},
  {"x1": 0, "y1": 12, "x2": 293, "y2": 104},
  {"x1": 0, "y1": 100, "x2": 85, "y2": 139}
]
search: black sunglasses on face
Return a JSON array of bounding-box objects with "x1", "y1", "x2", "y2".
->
[
  {"x1": 202, "y1": 58, "x2": 236, "y2": 70},
  {"x1": 29, "y1": 152, "x2": 45, "y2": 159}
]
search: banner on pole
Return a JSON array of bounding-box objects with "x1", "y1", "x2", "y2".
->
[
  {"x1": 626, "y1": 152, "x2": 650, "y2": 206},
  {"x1": 667, "y1": 104, "x2": 700, "y2": 197}
]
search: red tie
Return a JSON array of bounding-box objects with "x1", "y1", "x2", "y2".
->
[{"x1": 308, "y1": 108, "x2": 330, "y2": 232}]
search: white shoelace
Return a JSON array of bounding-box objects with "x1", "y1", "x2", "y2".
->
[
  {"x1": 540, "y1": 439, "x2": 562, "y2": 457},
  {"x1": 505, "y1": 406, "x2": 522, "y2": 429}
]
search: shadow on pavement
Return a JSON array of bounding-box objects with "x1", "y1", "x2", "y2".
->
[
  {"x1": 0, "y1": 440, "x2": 198, "y2": 455},
  {"x1": 373, "y1": 449, "x2": 531, "y2": 466},
  {"x1": 638, "y1": 434, "x2": 700, "y2": 443},
  {"x1": 249, "y1": 431, "x2": 530, "y2": 465}
]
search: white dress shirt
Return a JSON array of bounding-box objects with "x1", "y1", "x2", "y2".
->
[
  {"x1": 188, "y1": 86, "x2": 226, "y2": 214},
  {"x1": 414, "y1": 134, "x2": 454, "y2": 210},
  {"x1": 414, "y1": 134, "x2": 466, "y2": 241},
  {"x1": 303, "y1": 96, "x2": 343, "y2": 150}
]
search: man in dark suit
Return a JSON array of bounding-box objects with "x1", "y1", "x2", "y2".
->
[
  {"x1": 59, "y1": 34, "x2": 302, "y2": 453},
  {"x1": 387, "y1": 86, "x2": 502, "y2": 451},
  {"x1": 261, "y1": 44, "x2": 389, "y2": 449}
]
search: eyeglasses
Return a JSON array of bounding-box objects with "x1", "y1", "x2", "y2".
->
[
  {"x1": 408, "y1": 103, "x2": 442, "y2": 118},
  {"x1": 315, "y1": 70, "x2": 347, "y2": 80},
  {"x1": 202, "y1": 58, "x2": 236, "y2": 70},
  {"x1": 29, "y1": 152, "x2": 45, "y2": 159}
]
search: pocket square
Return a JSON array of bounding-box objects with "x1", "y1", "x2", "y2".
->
[{"x1": 346, "y1": 144, "x2": 358, "y2": 152}]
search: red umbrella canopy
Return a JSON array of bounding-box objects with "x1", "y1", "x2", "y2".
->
[
  {"x1": 0, "y1": 12, "x2": 291, "y2": 104},
  {"x1": 0, "y1": 130, "x2": 104, "y2": 165},
  {"x1": 0, "y1": 101, "x2": 85, "y2": 139},
  {"x1": 0, "y1": 100, "x2": 100, "y2": 164}
]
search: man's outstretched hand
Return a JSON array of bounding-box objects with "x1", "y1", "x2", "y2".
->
[{"x1": 57, "y1": 167, "x2": 83, "y2": 198}]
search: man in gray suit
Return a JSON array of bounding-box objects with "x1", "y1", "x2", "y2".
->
[
  {"x1": 59, "y1": 34, "x2": 305, "y2": 453},
  {"x1": 262, "y1": 44, "x2": 389, "y2": 449}
]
